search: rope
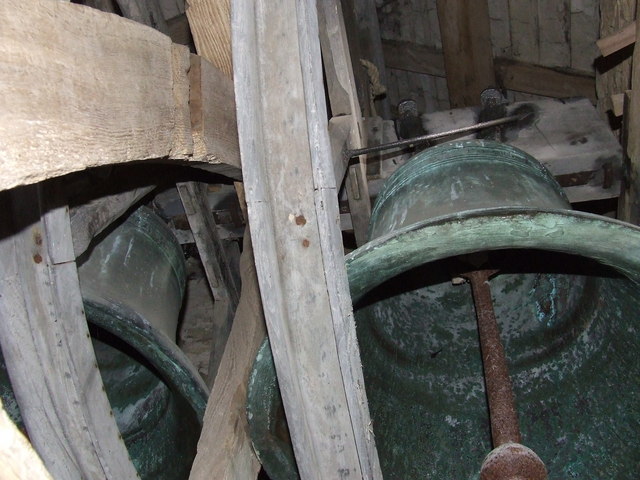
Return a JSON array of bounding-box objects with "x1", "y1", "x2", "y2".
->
[{"x1": 360, "y1": 59, "x2": 386, "y2": 116}]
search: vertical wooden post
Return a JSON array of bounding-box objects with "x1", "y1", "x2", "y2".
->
[
  {"x1": 232, "y1": 0, "x2": 382, "y2": 477},
  {"x1": 177, "y1": 181, "x2": 241, "y2": 382},
  {"x1": 436, "y1": 0, "x2": 496, "y2": 108},
  {"x1": 0, "y1": 184, "x2": 138, "y2": 480},
  {"x1": 618, "y1": 13, "x2": 640, "y2": 224},
  {"x1": 318, "y1": 0, "x2": 372, "y2": 246}
]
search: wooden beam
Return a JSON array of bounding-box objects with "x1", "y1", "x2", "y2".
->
[
  {"x1": 597, "y1": 20, "x2": 637, "y2": 57},
  {"x1": 177, "y1": 181, "x2": 241, "y2": 382},
  {"x1": 69, "y1": 185, "x2": 155, "y2": 257},
  {"x1": 0, "y1": 0, "x2": 240, "y2": 192},
  {"x1": 188, "y1": 234, "x2": 264, "y2": 480},
  {"x1": 232, "y1": 0, "x2": 382, "y2": 476},
  {"x1": 0, "y1": 400, "x2": 53, "y2": 480},
  {"x1": 189, "y1": 54, "x2": 240, "y2": 167},
  {"x1": 382, "y1": 39, "x2": 446, "y2": 77},
  {"x1": 318, "y1": 0, "x2": 371, "y2": 246},
  {"x1": 494, "y1": 58, "x2": 597, "y2": 103},
  {"x1": 0, "y1": 183, "x2": 138, "y2": 480},
  {"x1": 618, "y1": 16, "x2": 640, "y2": 224},
  {"x1": 115, "y1": 0, "x2": 170, "y2": 34},
  {"x1": 185, "y1": 0, "x2": 232, "y2": 77},
  {"x1": 381, "y1": 39, "x2": 597, "y2": 103},
  {"x1": 436, "y1": 0, "x2": 496, "y2": 107}
]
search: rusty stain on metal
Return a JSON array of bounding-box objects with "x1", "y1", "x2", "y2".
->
[
  {"x1": 462, "y1": 269, "x2": 521, "y2": 446},
  {"x1": 462, "y1": 269, "x2": 547, "y2": 480}
]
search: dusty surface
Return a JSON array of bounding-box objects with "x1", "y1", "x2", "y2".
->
[{"x1": 177, "y1": 256, "x2": 215, "y2": 383}]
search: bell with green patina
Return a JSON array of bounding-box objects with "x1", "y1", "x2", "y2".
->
[{"x1": 248, "y1": 140, "x2": 640, "y2": 479}]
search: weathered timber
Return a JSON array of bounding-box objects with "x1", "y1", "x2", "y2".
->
[
  {"x1": 115, "y1": 0, "x2": 169, "y2": 34},
  {"x1": 381, "y1": 39, "x2": 597, "y2": 103},
  {"x1": 188, "y1": 234, "x2": 264, "y2": 480},
  {"x1": 382, "y1": 39, "x2": 446, "y2": 77},
  {"x1": 0, "y1": 0, "x2": 239, "y2": 192},
  {"x1": 69, "y1": 186, "x2": 155, "y2": 258},
  {"x1": 597, "y1": 20, "x2": 637, "y2": 56},
  {"x1": 0, "y1": 400, "x2": 53, "y2": 480},
  {"x1": 318, "y1": 0, "x2": 371, "y2": 246},
  {"x1": 189, "y1": 54, "x2": 240, "y2": 167},
  {"x1": 618, "y1": 16, "x2": 640, "y2": 224},
  {"x1": 185, "y1": 0, "x2": 232, "y2": 77},
  {"x1": 232, "y1": 0, "x2": 382, "y2": 477},
  {"x1": 342, "y1": 0, "x2": 391, "y2": 119},
  {"x1": 494, "y1": 58, "x2": 596, "y2": 103},
  {"x1": 0, "y1": 184, "x2": 138, "y2": 480},
  {"x1": 596, "y1": 1, "x2": 636, "y2": 120},
  {"x1": 436, "y1": 0, "x2": 496, "y2": 107},
  {"x1": 177, "y1": 181, "x2": 241, "y2": 381}
]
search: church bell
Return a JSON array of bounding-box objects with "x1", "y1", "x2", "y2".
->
[{"x1": 247, "y1": 139, "x2": 640, "y2": 479}]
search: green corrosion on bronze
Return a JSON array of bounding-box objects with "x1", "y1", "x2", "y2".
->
[
  {"x1": 248, "y1": 140, "x2": 640, "y2": 479},
  {"x1": 0, "y1": 206, "x2": 207, "y2": 480}
]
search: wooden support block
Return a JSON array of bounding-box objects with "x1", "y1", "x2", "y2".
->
[
  {"x1": 177, "y1": 181, "x2": 241, "y2": 381},
  {"x1": 188, "y1": 234, "x2": 264, "y2": 480},
  {"x1": 0, "y1": 0, "x2": 240, "y2": 192},
  {"x1": 436, "y1": 0, "x2": 496, "y2": 108},
  {"x1": 188, "y1": 55, "x2": 241, "y2": 169},
  {"x1": 611, "y1": 91, "x2": 632, "y2": 117},
  {"x1": 0, "y1": 184, "x2": 138, "y2": 480},
  {"x1": 597, "y1": 20, "x2": 637, "y2": 57},
  {"x1": 232, "y1": 0, "x2": 382, "y2": 476}
]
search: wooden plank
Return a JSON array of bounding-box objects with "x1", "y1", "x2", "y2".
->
[
  {"x1": 419, "y1": 97, "x2": 621, "y2": 203},
  {"x1": 0, "y1": 400, "x2": 54, "y2": 480},
  {"x1": 509, "y1": 0, "x2": 540, "y2": 64},
  {"x1": 436, "y1": 0, "x2": 496, "y2": 108},
  {"x1": 570, "y1": 0, "x2": 599, "y2": 72},
  {"x1": 185, "y1": 0, "x2": 232, "y2": 77},
  {"x1": 0, "y1": 184, "x2": 138, "y2": 480},
  {"x1": 115, "y1": 0, "x2": 170, "y2": 34},
  {"x1": 382, "y1": 39, "x2": 446, "y2": 77},
  {"x1": 538, "y1": 0, "x2": 570, "y2": 67},
  {"x1": 595, "y1": 0, "x2": 635, "y2": 120},
  {"x1": 495, "y1": 57, "x2": 597, "y2": 102},
  {"x1": 618, "y1": 15, "x2": 640, "y2": 224},
  {"x1": 381, "y1": 39, "x2": 597, "y2": 103},
  {"x1": 232, "y1": 0, "x2": 382, "y2": 477},
  {"x1": 69, "y1": 186, "x2": 155, "y2": 258},
  {"x1": 487, "y1": 0, "x2": 511, "y2": 57},
  {"x1": 597, "y1": 20, "x2": 637, "y2": 56},
  {"x1": 188, "y1": 54, "x2": 241, "y2": 167},
  {"x1": 0, "y1": 0, "x2": 240, "y2": 192},
  {"x1": 345, "y1": 0, "x2": 391, "y2": 119},
  {"x1": 177, "y1": 181, "x2": 241, "y2": 380},
  {"x1": 318, "y1": 0, "x2": 371, "y2": 246},
  {"x1": 188, "y1": 234, "x2": 264, "y2": 480}
]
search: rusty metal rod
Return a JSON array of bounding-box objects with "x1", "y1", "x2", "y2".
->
[
  {"x1": 463, "y1": 269, "x2": 521, "y2": 447},
  {"x1": 345, "y1": 113, "x2": 525, "y2": 159}
]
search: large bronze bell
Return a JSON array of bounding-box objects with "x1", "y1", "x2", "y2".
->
[{"x1": 247, "y1": 140, "x2": 640, "y2": 479}]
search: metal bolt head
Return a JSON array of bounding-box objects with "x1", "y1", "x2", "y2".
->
[{"x1": 480, "y1": 443, "x2": 547, "y2": 480}]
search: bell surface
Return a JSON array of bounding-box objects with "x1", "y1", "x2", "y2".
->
[{"x1": 248, "y1": 140, "x2": 640, "y2": 479}]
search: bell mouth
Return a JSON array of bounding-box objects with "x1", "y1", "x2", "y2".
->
[
  {"x1": 348, "y1": 207, "x2": 640, "y2": 304},
  {"x1": 346, "y1": 207, "x2": 640, "y2": 478}
]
